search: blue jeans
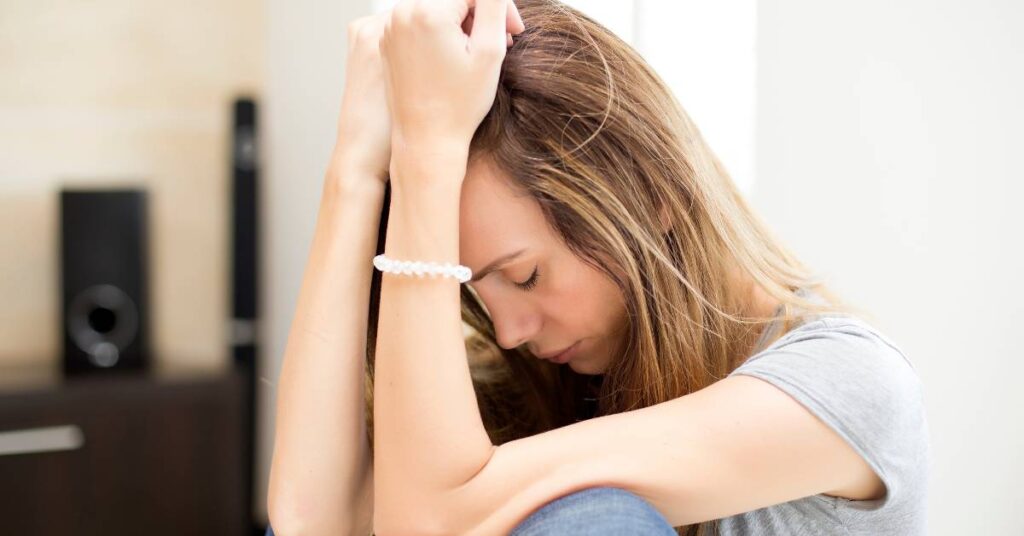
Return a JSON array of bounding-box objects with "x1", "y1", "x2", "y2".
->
[{"x1": 264, "y1": 486, "x2": 675, "y2": 535}]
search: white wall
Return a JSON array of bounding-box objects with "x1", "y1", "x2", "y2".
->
[
  {"x1": 631, "y1": 0, "x2": 758, "y2": 195},
  {"x1": 753, "y1": 1, "x2": 1023, "y2": 533},
  {"x1": 560, "y1": 0, "x2": 759, "y2": 194}
]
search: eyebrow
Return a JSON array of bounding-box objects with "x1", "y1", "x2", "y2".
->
[{"x1": 470, "y1": 248, "x2": 528, "y2": 283}]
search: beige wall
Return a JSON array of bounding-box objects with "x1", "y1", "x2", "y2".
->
[{"x1": 0, "y1": 1, "x2": 264, "y2": 371}]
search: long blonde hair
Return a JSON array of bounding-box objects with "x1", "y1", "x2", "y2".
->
[{"x1": 364, "y1": 1, "x2": 870, "y2": 534}]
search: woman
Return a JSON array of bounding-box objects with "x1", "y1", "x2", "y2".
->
[{"x1": 267, "y1": 0, "x2": 930, "y2": 535}]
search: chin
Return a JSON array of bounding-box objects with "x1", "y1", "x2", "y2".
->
[{"x1": 568, "y1": 359, "x2": 604, "y2": 376}]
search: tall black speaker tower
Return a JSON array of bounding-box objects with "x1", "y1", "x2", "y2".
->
[{"x1": 230, "y1": 97, "x2": 260, "y2": 534}]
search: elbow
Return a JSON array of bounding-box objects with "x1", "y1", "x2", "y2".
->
[
  {"x1": 268, "y1": 498, "x2": 359, "y2": 536},
  {"x1": 265, "y1": 501, "x2": 313, "y2": 536},
  {"x1": 373, "y1": 446, "x2": 497, "y2": 536},
  {"x1": 267, "y1": 517, "x2": 359, "y2": 536},
  {"x1": 373, "y1": 500, "x2": 453, "y2": 536},
  {"x1": 373, "y1": 523, "x2": 448, "y2": 536},
  {"x1": 266, "y1": 480, "x2": 311, "y2": 536},
  {"x1": 268, "y1": 483, "x2": 378, "y2": 536},
  {"x1": 267, "y1": 463, "x2": 376, "y2": 536}
]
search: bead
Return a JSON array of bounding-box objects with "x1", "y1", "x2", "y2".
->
[{"x1": 372, "y1": 254, "x2": 472, "y2": 283}]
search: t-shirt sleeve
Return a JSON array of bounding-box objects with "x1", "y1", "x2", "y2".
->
[{"x1": 727, "y1": 317, "x2": 930, "y2": 512}]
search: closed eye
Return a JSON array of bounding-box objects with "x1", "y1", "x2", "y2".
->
[{"x1": 514, "y1": 266, "x2": 540, "y2": 291}]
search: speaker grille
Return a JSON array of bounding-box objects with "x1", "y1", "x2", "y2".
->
[{"x1": 60, "y1": 189, "x2": 149, "y2": 375}]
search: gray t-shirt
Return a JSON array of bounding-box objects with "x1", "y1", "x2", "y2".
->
[{"x1": 717, "y1": 289, "x2": 931, "y2": 535}]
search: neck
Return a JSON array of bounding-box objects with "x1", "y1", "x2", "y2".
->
[{"x1": 728, "y1": 278, "x2": 786, "y2": 372}]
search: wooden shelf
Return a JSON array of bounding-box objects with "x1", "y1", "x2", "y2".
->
[{"x1": 0, "y1": 367, "x2": 249, "y2": 536}]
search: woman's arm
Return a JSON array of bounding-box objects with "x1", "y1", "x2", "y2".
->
[
  {"x1": 373, "y1": 151, "x2": 493, "y2": 534},
  {"x1": 267, "y1": 11, "x2": 393, "y2": 535},
  {"x1": 267, "y1": 166, "x2": 384, "y2": 536},
  {"x1": 371, "y1": 0, "x2": 522, "y2": 533},
  {"x1": 269, "y1": 2, "x2": 523, "y2": 532}
]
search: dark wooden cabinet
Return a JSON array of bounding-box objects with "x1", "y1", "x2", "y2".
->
[{"x1": 0, "y1": 367, "x2": 249, "y2": 536}]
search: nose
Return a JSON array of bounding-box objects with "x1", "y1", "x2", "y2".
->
[{"x1": 490, "y1": 298, "x2": 541, "y2": 351}]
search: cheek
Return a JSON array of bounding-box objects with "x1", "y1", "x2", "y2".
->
[{"x1": 549, "y1": 267, "x2": 619, "y2": 325}]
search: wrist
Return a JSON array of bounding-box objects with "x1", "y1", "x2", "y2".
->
[
  {"x1": 328, "y1": 141, "x2": 389, "y2": 185},
  {"x1": 390, "y1": 130, "x2": 469, "y2": 165},
  {"x1": 323, "y1": 161, "x2": 387, "y2": 202},
  {"x1": 389, "y1": 139, "x2": 469, "y2": 193}
]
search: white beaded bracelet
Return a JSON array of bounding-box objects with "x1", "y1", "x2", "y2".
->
[{"x1": 373, "y1": 254, "x2": 473, "y2": 284}]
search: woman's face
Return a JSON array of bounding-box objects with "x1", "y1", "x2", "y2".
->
[{"x1": 459, "y1": 155, "x2": 628, "y2": 375}]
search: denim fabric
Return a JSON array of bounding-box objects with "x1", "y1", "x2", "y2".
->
[
  {"x1": 508, "y1": 487, "x2": 676, "y2": 536},
  {"x1": 263, "y1": 486, "x2": 676, "y2": 535}
]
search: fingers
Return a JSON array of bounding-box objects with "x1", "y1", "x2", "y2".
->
[
  {"x1": 506, "y1": 0, "x2": 524, "y2": 34},
  {"x1": 348, "y1": 12, "x2": 388, "y2": 49},
  {"x1": 460, "y1": 0, "x2": 523, "y2": 34},
  {"x1": 363, "y1": 11, "x2": 389, "y2": 42},
  {"x1": 461, "y1": 6, "x2": 519, "y2": 47},
  {"x1": 385, "y1": 0, "x2": 520, "y2": 51},
  {"x1": 470, "y1": 0, "x2": 509, "y2": 52},
  {"x1": 505, "y1": 0, "x2": 522, "y2": 47}
]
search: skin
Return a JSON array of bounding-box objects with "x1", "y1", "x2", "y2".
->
[{"x1": 459, "y1": 155, "x2": 630, "y2": 375}]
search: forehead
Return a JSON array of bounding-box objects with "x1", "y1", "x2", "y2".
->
[{"x1": 459, "y1": 157, "x2": 550, "y2": 261}]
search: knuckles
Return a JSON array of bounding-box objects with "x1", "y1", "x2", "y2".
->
[
  {"x1": 348, "y1": 15, "x2": 384, "y2": 53},
  {"x1": 378, "y1": 0, "x2": 508, "y2": 66},
  {"x1": 475, "y1": 41, "x2": 506, "y2": 62},
  {"x1": 391, "y1": 0, "x2": 445, "y2": 31}
]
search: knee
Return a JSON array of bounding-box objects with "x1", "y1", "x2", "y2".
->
[{"x1": 509, "y1": 486, "x2": 676, "y2": 536}]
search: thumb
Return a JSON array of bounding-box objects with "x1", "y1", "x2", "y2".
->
[{"x1": 470, "y1": 0, "x2": 509, "y2": 53}]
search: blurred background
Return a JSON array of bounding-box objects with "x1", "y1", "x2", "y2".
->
[{"x1": 0, "y1": 0, "x2": 1020, "y2": 534}]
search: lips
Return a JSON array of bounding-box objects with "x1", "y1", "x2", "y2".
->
[{"x1": 537, "y1": 341, "x2": 579, "y2": 363}]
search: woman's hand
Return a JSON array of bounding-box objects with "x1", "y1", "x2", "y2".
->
[
  {"x1": 333, "y1": 11, "x2": 393, "y2": 187},
  {"x1": 379, "y1": 0, "x2": 524, "y2": 160}
]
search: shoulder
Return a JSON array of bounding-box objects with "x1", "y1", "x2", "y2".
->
[
  {"x1": 735, "y1": 315, "x2": 922, "y2": 391},
  {"x1": 728, "y1": 314, "x2": 931, "y2": 509},
  {"x1": 732, "y1": 315, "x2": 926, "y2": 426}
]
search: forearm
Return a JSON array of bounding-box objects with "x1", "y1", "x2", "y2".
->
[
  {"x1": 372, "y1": 150, "x2": 495, "y2": 529},
  {"x1": 268, "y1": 162, "x2": 384, "y2": 536}
]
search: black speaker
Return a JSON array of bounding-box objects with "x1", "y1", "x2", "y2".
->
[
  {"x1": 230, "y1": 97, "x2": 258, "y2": 368},
  {"x1": 60, "y1": 188, "x2": 150, "y2": 375},
  {"x1": 229, "y1": 96, "x2": 261, "y2": 534}
]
